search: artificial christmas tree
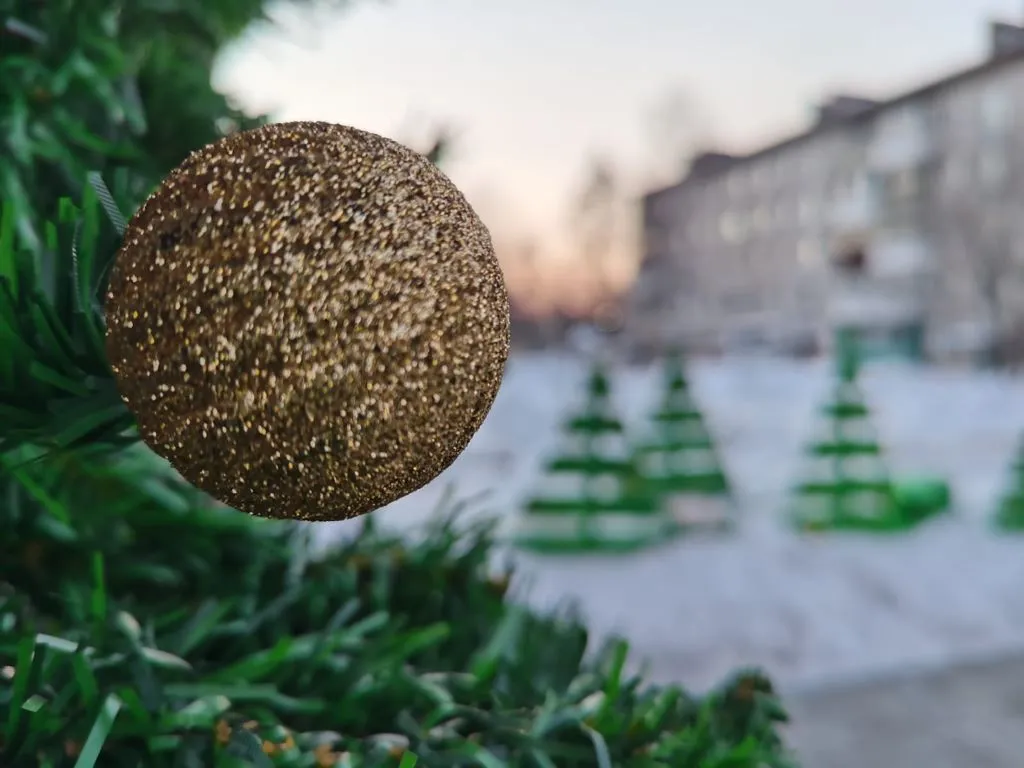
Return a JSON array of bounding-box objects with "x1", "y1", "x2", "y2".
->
[
  {"x1": 789, "y1": 341, "x2": 899, "y2": 531},
  {"x1": 632, "y1": 352, "x2": 733, "y2": 532},
  {"x1": 0, "y1": 0, "x2": 801, "y2": 756},
  {"x1": 790, "y1": 345, "x2": 948, "y2": 532},
  {"x1": 994, "y1": 436, "x2": 1024, "y2": 531},
  {"x1": 513, "y1": 363, "x2": 671, "y2": 552}
]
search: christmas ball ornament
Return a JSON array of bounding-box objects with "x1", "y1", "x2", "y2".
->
[{"x1": 105, "y1": 121, "x2": 510, "y2": 521}]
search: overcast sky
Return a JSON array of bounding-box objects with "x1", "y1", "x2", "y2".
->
[{"x1": 216, "y1": 0, "x2": 1024, "y2": 309}]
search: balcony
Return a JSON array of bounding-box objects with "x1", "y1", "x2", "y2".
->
[
  {"x1": 865, "y1": 104, "x2": 935, "y2": 172},
  {"x1": 868, "y1": 231, "x2": 932, "y2": 277},
  {"x1": 830, "y1": 174, "x2": 878, "y2": 231},
  {"x1": 828, "y1": 276, "x2": 926, "y2": 326},
  {"x1": 827, "y1": 232, "x2": 933, "y2": 327}
]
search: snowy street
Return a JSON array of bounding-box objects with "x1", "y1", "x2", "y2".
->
[{"x1": 317, "y1": 353, "x2": 1024, "y2": 698}]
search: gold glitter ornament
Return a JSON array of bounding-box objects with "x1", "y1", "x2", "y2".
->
[{"x1": 105, "y1": 121, "x2": 510, "y2": 521}]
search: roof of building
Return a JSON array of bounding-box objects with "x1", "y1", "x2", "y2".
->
[
  {"x1": 641, "y1": 151, "x2": 741, "y2": 203},
  {"x1": 739, "y1": 47, "x2": 1024, "y2": 166},
  {"x1": 642, "y1": 21, "x2": 1024, "y2": 201}
]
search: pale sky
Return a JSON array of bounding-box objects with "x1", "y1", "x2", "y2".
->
[{"x1": 215, "y1": 0, "x2": 1024, "y2": 311}]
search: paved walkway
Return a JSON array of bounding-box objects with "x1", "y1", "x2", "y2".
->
[{"x1": 782, "y1": 653, "x2": 1024, "y2": 768}]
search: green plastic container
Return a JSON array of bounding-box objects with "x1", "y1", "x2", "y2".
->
[{"x1": 892, "y1": 477, "x2": 951, "y2": 523}]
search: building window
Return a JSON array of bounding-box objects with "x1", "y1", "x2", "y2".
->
[
  {"x1": 722, "y1": 289, "x2": 760, "y2": 311},
  {"x1": 978, "y1": 146, "x2": 1006, "y2": 187},
  {"x1": 718, "y1": 211, "x2": 742, "y2": 242},
  {"x1": 877, "y1": 168, "x2": 922, "y2": 229},
  {"x1": 980, "y1": 83, "x2": 1012, "y2": 135},
  {"x1": 798, "y1": 198, "x2": 817, "y2": 225},
  {"x1": 888, "y1": 168, "x2": 918, "y2": 198},
  {"x1": 797, "y1": 238, "x2": 819, "y2": 267},
  {"x1": 943, "y1": 156, "x2": 965, "y2": 191},
  {"x1": 670, "y1": 227, "x2": 689, "y2": 251}
]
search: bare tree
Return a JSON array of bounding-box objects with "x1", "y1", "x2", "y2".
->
[
  {"x1": 421, "y1": 127, "x2": 454, "y2": 165},
  {"x1": 565, "y1": 157, "x2": 627, "y2": 357},
  {"x1": 394, "y1": 111, "x2": 458, "y2": 165},
  {"x1": 946, "y1": 207, "x2": 1012, "y2": 329},
  {"x1": 570, "y1": 157, "x2": 620, "y2": 305},
  {"x1": 935, "y1": 153, "x2": 1024, "y2": 365},
  {"x1": 510, "y1": 238, "x2": 564, "y2": 349},
  {"x1": 643, "y1": 86, "x2": 713, "y2": 185}
]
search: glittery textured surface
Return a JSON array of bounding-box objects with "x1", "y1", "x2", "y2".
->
[{"x1": 105, "y1": 121, "x2": 510, "y2": 521}]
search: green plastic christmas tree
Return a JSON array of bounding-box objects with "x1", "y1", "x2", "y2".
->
[
  {"x1": 791, "y1": 336, "x2": 950, "y2": 531},
  {"x1": 514, "y1": 363, "x2": 669, "y2": 553},
  {"x1": 632, "y1": 351, "x2": 733, "y2": 532},
  {"x1": 994, "y1": 436, "x2": 1024, "y2": 531},
  {"x1": 790, "y1": 341, "x2": 897, "y2": 531}
]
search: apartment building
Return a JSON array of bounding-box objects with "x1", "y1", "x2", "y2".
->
[{"x1": 627, "y1": 18, "x2": 1024, "y2": 362}]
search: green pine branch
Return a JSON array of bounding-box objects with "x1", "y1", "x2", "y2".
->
[{"x1": 0, "y1": 186, "x2": 133, "y2": 457}]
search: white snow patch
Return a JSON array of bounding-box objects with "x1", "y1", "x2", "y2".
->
[{"x1": 312, "y1": 353, "x2": 1024, "y2": 694}]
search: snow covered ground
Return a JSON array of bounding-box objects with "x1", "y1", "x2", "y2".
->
[{"x1": 314, "y1": 352, "x2": 1024, "y2": 694}]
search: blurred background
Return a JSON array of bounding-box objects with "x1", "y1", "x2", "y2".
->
[
  {"x1": 217, "y1": 0, "x2": 1024, "y2": 368},
  {"x1": 217, "y1": 2, "x2": 1024, "y2": 765},
  {"x1": 10, "y1": 0, "x2": 1024, "y2": 765}
]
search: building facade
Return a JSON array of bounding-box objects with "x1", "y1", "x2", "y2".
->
[{"x1": 627, "y1": 19, "x2": 1024, "y2": 362}]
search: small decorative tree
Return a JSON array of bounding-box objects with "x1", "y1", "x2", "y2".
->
[
  {"x1": 994, "y1": 437, "x2": 1024, "y2": 531},
  {"x1": 790, "y1": 347, "x2": 898, "y2": 532},
  {"x1": 790, "y1": 340, "x2": 951, "y2": 532},
  {"x1": 632, "y1": 351, "x2": 733, "y2": 532},
  {"x1": 514, "y1": 363, "x2": 669, "y2": 553}
]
